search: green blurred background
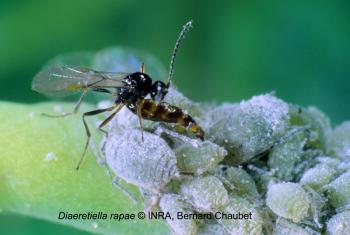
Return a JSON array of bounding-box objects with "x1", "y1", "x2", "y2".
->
[{"x1": 1, "y1": 0, "x2": 349, "y2": 234}]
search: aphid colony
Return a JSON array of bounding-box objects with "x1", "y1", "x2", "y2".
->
[{"x1": 101, "y1": 85, "x2": 350, "y2": 235}]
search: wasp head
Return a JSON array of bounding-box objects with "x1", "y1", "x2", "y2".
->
[{"x1": 151, "y1": 81, "x2": 168, "y2": 102}]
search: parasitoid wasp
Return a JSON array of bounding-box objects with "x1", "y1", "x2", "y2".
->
[{"x1": 32, "y1": 20, "x2": 205, "y2": 170}]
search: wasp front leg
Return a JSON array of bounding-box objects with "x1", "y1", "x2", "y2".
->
[{"x1": 136, "y1": 98, "x2": 145, "y2": 142}]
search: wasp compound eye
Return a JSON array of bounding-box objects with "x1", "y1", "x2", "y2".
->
[{"x1": 151, "y1": 80, "x2": 168, "y2": 102}]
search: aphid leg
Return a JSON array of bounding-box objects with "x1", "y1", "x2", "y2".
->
[
  {"x1": 76, "y1": 105, "x2": 116, "y2": 170},
  {"x1": 144, "y1": 191, "x2": 161, "y2": 217},
  {"x1": 247, "y1": 125, "x2": 311, "y2": 163},
  {"x1": 139, "y1": 189, "x2": 164, "y2": 217},
  {"x1": 136, "y1": 99, "x2": 144, "y2": 142},
  {"x1": 112, "y1": 177, "x2": 138, "y2": 205},
  {"x1": 215, "y1": 174, "x2": 236, "y2": 191},
  {"x1": 42, "y1": 90, "x2": 88, "y2": 118},
  {"x1": 98, "y1": 103, "x2": 124, "y2": 136},
  {"x1": 176, "y1": 174, "x2": 194, "y2": 181},
  {"x1": 272, "y1": 125, "x2": 310, "y2": 148},
  {"x1": 213, "y1": 165, "x2": 236, "y2": 191}
]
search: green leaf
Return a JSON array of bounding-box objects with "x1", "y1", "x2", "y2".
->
[{"x1": 0, "y1": 101, "x2": 169, "y2": 235}]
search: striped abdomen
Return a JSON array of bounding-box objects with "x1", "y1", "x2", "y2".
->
[{"x1": 127, "y1": 99, "x2": 204, "y2": 140}]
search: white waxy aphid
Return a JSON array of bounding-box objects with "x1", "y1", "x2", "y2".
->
[
  {"x1": 214, "y1": 166, "x2": 259, "y2": 199},
  {"x1": 159, "y1": 194, "x2": 198, "y2": 235},
  {"x1": 326, "y1": 122, "x2": 350, "y2": 159},
  {"x1": 316, "y1": 156, "x2": 341, "y2": 169},
  {"x1": 103, "y1": 129, "x2": 178, "y2": 192},
  {"x1": 326, "y1": 171, "x2": 350, "y2": 209},
  {"x1": 268, "y1": 127, "x2": 307, "y2": 181},
  {"x1": 327, "y1": 210, "x2": 350, "y2": 235},
  {"x1": 201, "y1": 103, "x2": 238, "y2": 131},
  {"x1": 300, "y1": 164, "x2": 335, "y2": 191},
  {"x1": 174, "y1": 141, "x2": 227, "y2": 175},
  {"x1": 274, "y1": 218, "x2": 320, "y2": 235},
  {"x1": 266, "y1": 182, "x2": 310, "y2": 223},
  {"x1": 209, "y1": 94, "x2": 289, "y2": 164},
  {"x1": 307, "y1": 106, "x2": 331, "y2": 136},
  {"x1": 218, "y1": 196, "x2": 263, "y2": 235},
  {"x1": 180, "y1": 176, "x2": 229, "y2": 212},
  {"x1": 289, "y1": 105, "x2": 331, "y2": 149}
]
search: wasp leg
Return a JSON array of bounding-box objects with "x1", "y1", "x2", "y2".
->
[
  {"x1": 136, "y1": 99, "x2": 144, "y2": 142},
  {"x1": 76, "y1": 105, "x2": 116, "y2": 170},
  {"x1": 112, "y1": 177, "x2": 138, "y2": 205},
  {"x1": 140, "y1": 62, "x2": 145, "y2": 73},
  {"x1": 42, "y1": 90, "x2": 88, "y2": 118},
  {"x1": 98, "y1": 103, "x2": 124, "y2": 135}
]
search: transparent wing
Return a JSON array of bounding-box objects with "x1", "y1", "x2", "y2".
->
[{"x1": 32, "y1": 65, "x2": 130, "y2": 97}]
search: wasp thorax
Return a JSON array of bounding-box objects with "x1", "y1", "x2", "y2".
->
[
  {"x1": 151, "y1": 80, "x2": 168, "y2": 102},
  {"x1": 124, "y1": 72, "x2": 153, "y2": 97}
]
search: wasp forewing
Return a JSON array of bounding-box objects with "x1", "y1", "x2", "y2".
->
[
  {"x1": 32, "y1": 65, "x2": 129, "y2": 97},
  {"x1": 32, "y1": 47, "x2": 166, "y2": 97}
]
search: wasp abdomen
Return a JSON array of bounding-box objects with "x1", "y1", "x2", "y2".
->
[{"x1": 127, "y1": 99, "x2": 204, "y2": 140}]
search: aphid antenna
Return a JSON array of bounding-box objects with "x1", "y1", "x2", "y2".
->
[
  {"x1": 167, "y1": 20, "x2": 193, "y2": 87},
  {"x1": 154, "y1": 125, "x2": 202, "y2": 148}
]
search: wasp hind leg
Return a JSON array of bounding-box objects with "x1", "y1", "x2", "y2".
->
[
  {"x1": 76, "y1": 105, "x2": 117, "y2": 170},
  {"x1": 42, "y1": 90, "x2": 88, "y2": 118}
]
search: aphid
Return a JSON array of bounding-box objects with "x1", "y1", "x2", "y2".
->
[
  {"x1": 159, "y1": 194, "x2": 198, "y2": 235},
  {"x1": 104, "y1": 129, "x2": 179, "y2": 210},
  {"x1": 179, "y1": 175, "x2": 229, "y2": 212},
  {"x1": 32, "y1": 20, "x2": 204, "y2": 170}
]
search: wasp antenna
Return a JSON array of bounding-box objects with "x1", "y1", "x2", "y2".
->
[
  {"x1": 167, "y1": 20, "x2": 193, "y2": 87},
  {"x1": 140, "y1": 62, "x2": 145, "y2": 73}
]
